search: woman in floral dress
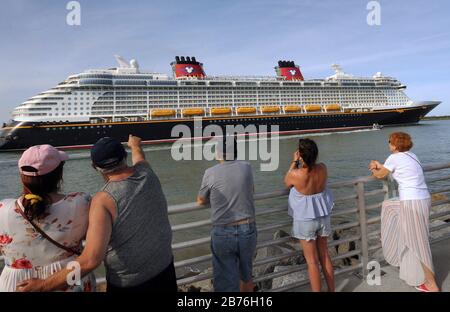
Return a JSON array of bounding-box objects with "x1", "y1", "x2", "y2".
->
[{"x1": 0, "y1": 145, "x2": 95, "y2": 292}]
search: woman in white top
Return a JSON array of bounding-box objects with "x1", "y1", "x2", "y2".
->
[
  {"x1": 0, "y1": 145, "x2": 95, "y2": 292},
  {"x1": 369, "y1": 132, "x2": 439, "y2": 292}
]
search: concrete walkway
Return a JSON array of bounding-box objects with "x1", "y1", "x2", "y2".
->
[{"x1": 297, "y1": 239, "x2": 450, "y2": 292}]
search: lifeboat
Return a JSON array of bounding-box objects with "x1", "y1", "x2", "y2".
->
[
  {"x1": 182, "y1": 108, "x2": 205, "y2": 116},
  {"x1": 237, "y1": 107, "x2": 257, "y2": 114},
  {"x1": 304, "y1": 104, "x2": 322, "y2": 112},
  {"x1": 260, "y1": 106, "x2": 280, "y2": 113},
  {"x1": 324, "y1": 104, "x2": 341, "y2": 111},
  {"x1": 211, "y1": 107, "x2": 232, "y2": 115},
  {"x1": 284, "y1": 105, "x2": 302, "y2": 113},
  {"x1": 150, "y1": 109, "x2": 176, "y2": 117}
]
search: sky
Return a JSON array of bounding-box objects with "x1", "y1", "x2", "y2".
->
[{"x1": 0, "y1": 0, "x2": 449, "y2": 122}]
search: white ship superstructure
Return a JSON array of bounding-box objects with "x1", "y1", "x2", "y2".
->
[
  {"x1": 10, "y1": 56, "x2": 413, "y2": 124},
  {"x1": 1, "y1": 55, "x2": 439, "y2": 151}
]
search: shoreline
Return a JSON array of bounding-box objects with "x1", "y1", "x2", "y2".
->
[{"x1": 423, "y1": 116, "x2": 450, "y2": 120}]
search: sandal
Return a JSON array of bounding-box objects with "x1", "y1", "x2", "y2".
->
[{"x1": 414, "y1": 283, "x2": 431, "y2": 292}]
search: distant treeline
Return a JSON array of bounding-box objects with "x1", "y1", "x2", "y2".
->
[{"x1": 423, "y1": 116, "x2": 450, "y2": 120}]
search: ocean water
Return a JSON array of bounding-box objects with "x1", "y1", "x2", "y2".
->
[
  {"x1": 1, "y1": 120, "x2": 450, "y2": 265},
  {"x1": 2, "y1": 120, "x2": 449, "y2": 201}
]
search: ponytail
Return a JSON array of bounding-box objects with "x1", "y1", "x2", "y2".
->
[
  {"x1": 22, "y1": 193, "x2": 48, "y2": 220},
  {"x1": 20, "y1": 162, "x2": 64, "y2": 221}
]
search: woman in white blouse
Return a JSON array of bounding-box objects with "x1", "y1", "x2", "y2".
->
[{"x1": 369, "y1": 132, "x2": 439, "y2": 292}]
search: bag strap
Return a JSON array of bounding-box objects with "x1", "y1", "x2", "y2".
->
[
  {"x1": 402, "y1": 152, "x2": 423, "y2": 169},
  {"x1": 15, "y1": 199, "x2": 81, "y2": 256}
]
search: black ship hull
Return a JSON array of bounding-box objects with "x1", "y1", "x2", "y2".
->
[{"x1": 0, "y1": 102, "x2": 439, "y2": 151}]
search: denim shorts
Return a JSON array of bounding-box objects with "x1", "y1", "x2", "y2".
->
[
  {"x1": 211, "y1": 222, "x2": 257, "y2": 292},
  {"x1": 291, "y1": 215, "x2": 331, "y2": 241}
]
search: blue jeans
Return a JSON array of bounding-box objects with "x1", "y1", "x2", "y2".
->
[{"x1": 211, "y1": 222, "x2": 257, "y2": 292}]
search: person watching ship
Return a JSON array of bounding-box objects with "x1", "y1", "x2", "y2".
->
[{"x1": 16, "y1": 135, "x2": 176, "y2": 292}]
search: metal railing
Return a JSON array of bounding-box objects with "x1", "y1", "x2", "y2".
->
[
  {"x1": 1, "y1": 163, "x2": 450, "y2": 291},
  {"x1": 169, "y1": 162, "x2": 450, "y2": 292}
]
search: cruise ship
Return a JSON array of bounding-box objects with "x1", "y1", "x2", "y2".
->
[{"x1": 0, "y1": 55, "x2": 440, "y2": 151}]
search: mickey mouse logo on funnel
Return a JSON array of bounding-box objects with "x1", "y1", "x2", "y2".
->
[{"x1": 171, "y1": 56, "x2": 206, "y2": 79}]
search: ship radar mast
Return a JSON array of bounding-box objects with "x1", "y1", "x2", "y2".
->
[
  {"x1": 114, "y1": 55, "x2": 140, "y2": 73},
  {"x1": 331, "y1": 64, "x2": 344, "y2": 75},
  {"x1": 115, "y1": 55, "x2": 130, "y2": 68},
  {"x1": 327, "y1": 64, "x2": 353, "y2": 80}
]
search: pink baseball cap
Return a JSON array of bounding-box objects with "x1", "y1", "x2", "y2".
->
[{"x1": 18, "y1": 145, "x2": 69, "y2": 176}]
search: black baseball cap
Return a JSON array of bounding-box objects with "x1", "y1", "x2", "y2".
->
[{"x1": 91, "y1": 137, "x2": 127, "y2": 169}]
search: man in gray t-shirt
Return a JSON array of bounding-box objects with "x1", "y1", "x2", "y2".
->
[
  {"x1": 197, "y1": 137, "x2": 257, "y2": 292},
  {"x1": 198, "y1": 160, "x2": 255, "y2": 225}
]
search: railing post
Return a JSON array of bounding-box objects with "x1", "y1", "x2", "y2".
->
[{"x1": 355, "y1": 181, "x2": 369, "y2": 278}]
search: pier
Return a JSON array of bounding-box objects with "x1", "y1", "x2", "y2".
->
[{"x1": 2, "y1": 162, "x2": 450, "y2": 292}]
